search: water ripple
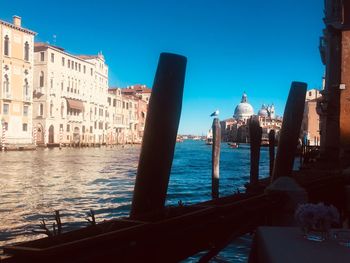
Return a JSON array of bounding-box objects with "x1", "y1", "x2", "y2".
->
[{"x1": 0, "y1": 140, "x2": 270, "y2": 260}]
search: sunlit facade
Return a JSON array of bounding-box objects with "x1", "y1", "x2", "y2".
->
[
  {"x1": 0, "y1": 16, "x2": 36, "y2": 147},
  {"x1": 32, "y1": 43, "x2": 109, "y2": 145}
]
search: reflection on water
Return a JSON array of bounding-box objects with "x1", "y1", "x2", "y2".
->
[
  {"x1": 0, "y1": 140, "x2": 270, "y2": 261},
  {"x1": 0, "y1": 146, "x2": 139, "y2": 245}
]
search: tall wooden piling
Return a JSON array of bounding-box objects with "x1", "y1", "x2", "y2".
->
[
  {"x1": 130, "y1": 53, "x2": 187, "y2": 219},
  {"x1": 249, "y1": 116, "x2": 262, "y2": 186},
  {"x1": 212, "y1": 118, "x2": 221, "y2": 199},
  {"x1": 268, "y1": 130, "x2": 275, "y2": 178},
  {"x1": 271, "y1": 82, "x2": 307, "y2": 181}
]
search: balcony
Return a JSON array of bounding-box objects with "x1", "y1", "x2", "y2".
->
[{"x1": 67, "y1": 114, "x2": 83, "y2": 123}]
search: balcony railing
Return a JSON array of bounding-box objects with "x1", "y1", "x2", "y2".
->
[{"x1": 67, "y1": 115, "x2": 83, "y2": 123}]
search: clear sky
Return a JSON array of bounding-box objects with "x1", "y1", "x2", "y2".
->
[{"x1": 0, "y1": 0, "x2": 325, "y2": 135}]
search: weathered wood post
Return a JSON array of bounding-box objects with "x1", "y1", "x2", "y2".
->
[
  {"x1": 130, "y1": 53, "x2": 187, "y2": 219},
  {"x1": 249, "y1": 116, "x2": 262, "y2": 186},
  {"x1": 212, "y1": 118, "x2": 221, "y2": 199},
  {"x1": 271, "y1": 82, "x2": 307, "y2": 181},
  {"x1": 268, "y1": 129, "x2": 275, "y2": 178}
]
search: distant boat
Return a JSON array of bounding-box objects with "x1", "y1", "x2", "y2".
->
[
  {"x1": 228, "y1": 142, "x2": 239, "y2": 148},
  {"x1": 261, "y1": 140, "x2": 269, "y2": 147},
  {"x1": 176, "y1": 136, "x2": 184, "y2": 143},
  {"x1": 205, "y1": 129, "x2": 213, "y2": 145},
  {"x1": 205, "y1": 138, "x2": 213, "y2": 145},
  {"x1": 193, "y1": 136, "x2": 201, "y2": 141}
]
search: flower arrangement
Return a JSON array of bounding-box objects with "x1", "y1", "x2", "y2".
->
[{"x1": 294, "y1": 202, "x2": 340, "y2": 235}]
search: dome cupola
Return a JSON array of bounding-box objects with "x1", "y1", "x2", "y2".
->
[{"x1": 234, "y1": 92, "x2": 254, "y2": 121}]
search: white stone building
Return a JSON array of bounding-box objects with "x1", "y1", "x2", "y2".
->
[
  {"x1": 32, "y1": 43, "x2": 108, "y2": 145},
  {"x1": 221, "y1": 92, "x2": 282, "y2": 143}
]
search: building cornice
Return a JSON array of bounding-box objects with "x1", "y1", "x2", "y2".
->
[
  {"x1": 34, "y1": 43, "x2": 95, "y2": 65},
  {"x1": 0, "y1": 19, "x2": 36, "y2": 35}
]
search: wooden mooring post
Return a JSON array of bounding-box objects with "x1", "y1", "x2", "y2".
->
[
  {"x1": 249, "y1": 116, "x2": 262, "y2": 186},
  {"x1": 212, "y1": 118, "x2": 221, "y2": 199},
  {"x1": 268, "y1": 129, "x2": 275, "y2": 178},
  {"x1": 130, "y1": 53, "x2": 187, "y2": 219},
  {"x1": 271, "y1": 82, "x2": 307, "y2": 181}
]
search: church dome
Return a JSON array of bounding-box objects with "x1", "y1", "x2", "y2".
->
[
  {"x1": 258, "y1": 104, "x2": 268, "y2": 117},
  {"x1": 234, "y1": 92, "x2": 254, "y2": 120}
]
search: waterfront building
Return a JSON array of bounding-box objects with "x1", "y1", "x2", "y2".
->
[
  {"x1": 221, "y1": 92, "x2": 282, "y2": 143},
  {"x1": 0, "y1": 16, "x2": 36, "y2": 147},
  {"x1": 318, "y1": 0, "x2": 350, "y2": 163},
  {"x1": 107, "y1": 85, "x2": 150, "y2": 144},
  {"x1": 32, "y1": 43, "x2": 108, "y2": 145},
  {"x1": 301, "y1": 89, "x2": 322, "y2": 146}
]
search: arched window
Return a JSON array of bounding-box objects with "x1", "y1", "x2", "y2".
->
[
  {"x1": 40, "y1": 71, "x2": 44, "y2": 87},
  {"x1": 4, "y1": 35, "x2": 9, "y2": 56},
  {"x1": 24, "y1": 78, "x2": 29, "y2": 100},
  {"x1": 3, "y1": 74, "x2": 10, "y2": 95},
  {"x1": 24, "y1": 41, "x2": 29, "y2": 61},
  {"x1": 50, "y1": 101, "x2": 54, "y2": 117},
  {"x1": 61, "y1": 102, "x2": 64, "y2": 118}
]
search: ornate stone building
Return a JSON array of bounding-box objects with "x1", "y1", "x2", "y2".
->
[
  {"x1": 32, "y1": 43, "x2": 109, "y2": 145},
  {"x1": 106, "y1": 85, "x2": 150, "y2": 144},
  {"x1": 221, "y1": 92, "x2": 282, "y2": 143},
  {"x1": 0, "y1": 16, "x2": 36, "y2": 147}
]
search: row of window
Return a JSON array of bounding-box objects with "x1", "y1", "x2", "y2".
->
[
  {"x1": 2, "y1": 74, "x2": 30, "y2": 100},
  {"x1": 63, "y1": 123, "x2": 105, "y2": 133},
  {"x1": 39, "y1": 72, "x2": 105, "y2": 97},
  {"x1": 107, "y1": 97, "x2": 135, "y2": 110},
  {"x1": 3, "y1": 35, "x2": 30, "y2": 61},
  {"x1": 2, "y1": 103, "x2": 29, "y2": 116},
  {"x1": 1, "y1": 121, "x2": 28, "y2": 132},
  {"x1": 40, "y1": 52, "x2": 94, "y2": 76}
]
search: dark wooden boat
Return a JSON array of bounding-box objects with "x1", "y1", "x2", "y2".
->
[{"x1": 2, "y1": 193, "x2": 284, "y2": 263}]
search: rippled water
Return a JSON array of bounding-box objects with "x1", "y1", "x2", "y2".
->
[{"x1": 0, "y1": 140, "x2": 270, "y2": 261}]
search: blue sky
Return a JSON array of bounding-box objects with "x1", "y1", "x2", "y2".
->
[{"x1": 0, "y1": 0, "x2": 325, "y2": 135}]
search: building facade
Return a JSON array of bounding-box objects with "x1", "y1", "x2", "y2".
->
[
  {"x1": 301, "y1": 89, "x2": 322, "y2": 146},
  {"x1": 318, "y1": 0, "x2": 350, "y2": 163},
  {"x1": 32, "y1": 43, "x2": 109, "y2": 145},
  {"x1": 106, "y1": 85, "x2": 150, "y2": 144},
  {"x1": 0, "y1": 16, "x2": 36, "y2": 147},
  {"x1": 221, "y1": 92, "x2": 282, "y2": 143}
]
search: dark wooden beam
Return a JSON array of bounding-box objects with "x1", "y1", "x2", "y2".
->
[{"x1": 130, "y1": 53, "x2": 187, "y2": 219}]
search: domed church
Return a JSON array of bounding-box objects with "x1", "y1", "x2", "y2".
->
[
  {"x1": 234, "y1": 92, "x2": 254, "y2": 121},
  {"x1": 220, "y1": 92, "x2": 282, "y2": 143}
]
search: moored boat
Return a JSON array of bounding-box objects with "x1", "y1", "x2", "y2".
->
[{"x1": 228, "y1": 142, "x2": 238, "y2": 148}]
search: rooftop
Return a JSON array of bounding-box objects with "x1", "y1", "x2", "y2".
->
[{"x1": 0, "y1": 16, "x2": 36, "y2": 36}]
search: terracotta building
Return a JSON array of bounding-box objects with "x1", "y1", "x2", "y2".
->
[
  {"x1": 107, "y1": 85, "x2": 151, "y2": 144},
  {"x1": 301, "y1": 89, "x2": 322, "y2": 146},
  {"x1": 318, "y1": 0, "x2": 350, "y2": 164}
]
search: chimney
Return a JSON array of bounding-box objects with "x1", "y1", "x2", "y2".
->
[{"x1": 13, "y1": 15, "x2": 21, "y2": 27}]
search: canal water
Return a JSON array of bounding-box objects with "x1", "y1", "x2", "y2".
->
[{"x1": 0, "y1": 140, "x2": 271, "y2": 261}]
